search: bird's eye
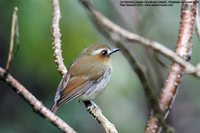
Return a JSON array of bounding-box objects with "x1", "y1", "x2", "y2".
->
[{"x1": 101, "y1": 50, "x2": 108, "y2": 56}]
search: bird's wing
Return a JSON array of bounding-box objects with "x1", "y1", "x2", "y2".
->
[
  {"x1": 54, "y1": 73, "x2": 70, "y2": 103},
  {"x1": 55, "y1": 76, "x2": 96, "y2": 107}
]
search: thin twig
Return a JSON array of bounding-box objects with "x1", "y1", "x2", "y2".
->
[
  {"x1": 52, "y1": 0, "x2": 67, "y2": 76},
  {"x1": 146, "y1": 1, "x2": 196, "y2": 133},
  {"x1": 0, "y1": 67, "x2": 76, "y2": 133},
  {"x1": 2, "y1": 6, "x2": 75, "y2": 133},
  {"x1": 154, "y1": 52, "x2": 170, "y2": 70},
  {"x1": 6, "y1": 7, "x2": 18, "y2": 71},
  {"x1": 83, "y1": 101, "x2": 118, "y2": 133},
  {"x1": 51, "y1": 0, "x2": 118, "y2": 132},
  {"x1": 196, "y1": 3, "x2": 200, "y2": 38},
  {"x1": 80, "y1": 0, "x2": 200, "y2": 78}
]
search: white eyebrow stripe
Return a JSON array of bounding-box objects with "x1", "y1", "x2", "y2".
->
[{"x1": 91, "y1": 48, "x2": 106, "y2": 55}]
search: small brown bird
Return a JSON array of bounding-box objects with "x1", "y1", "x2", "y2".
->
[{"x1": 51, "y1": 44, "x2": 119, "y2": 113}]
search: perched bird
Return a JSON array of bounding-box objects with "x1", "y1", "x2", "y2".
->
[{"x1": 51, "y1": 44, "x2": 119, "y2": 113}]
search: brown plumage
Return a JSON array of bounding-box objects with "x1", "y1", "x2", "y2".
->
[{"x1": 51, "y1": 44, "x2": 119, "y2": 113}]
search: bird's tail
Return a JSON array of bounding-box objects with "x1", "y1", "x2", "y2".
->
[{"x1": 50, "y1": 103, "x2": 58, "y2": 113}]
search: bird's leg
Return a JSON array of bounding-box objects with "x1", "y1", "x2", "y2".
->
[{"x1": 83, "y1": 100, "x2": 92, "y2": 108}]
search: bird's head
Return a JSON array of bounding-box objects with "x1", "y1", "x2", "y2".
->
[{"x1": 81, "y1": 44, "x2": 119, "y2": 64}]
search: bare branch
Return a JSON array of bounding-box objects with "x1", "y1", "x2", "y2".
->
[
  {"x1": 2, "y1": 6, "x2": 76, "y2": 133},
  {"x1": 84, "y1": 101, "x2": 118, "y2": 133},
  {"x1": 80, "y1": 0, "x2": 200, "y2": 77},
  {"x1": 6, "y1": 7, "x2": 18, "y2": 71},
  {"x1": 0, "y1": 67, "x2": 76, "y2": 133},
  {"x1": 154, "y1": 52, "x2": 170, "y2": 70},
  {"x1": 196, "y1": 3, "x2": 200, "y2": 38},
  {"x1": 146, "y1": 1, "x2": 196, "y2": 133},
  {"x1": 52, "y1": 0, "x2": 67, "y2": 76}
]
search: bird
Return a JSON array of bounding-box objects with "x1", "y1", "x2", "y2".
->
[{"x1": 50, "y1": 44, "x2": 119, "y2": 113}]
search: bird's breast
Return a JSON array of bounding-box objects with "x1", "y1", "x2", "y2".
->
[{"x1": 80, "y1": 67, "x2": 112, "y2": 100}]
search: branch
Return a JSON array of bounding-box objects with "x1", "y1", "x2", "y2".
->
[
  {"x1": 83, "y1": 101, "x2": 118, "y2": 133},
  {"x1": 0, "y1": 6, "x2": 76, "y2": 133},
  {"x1": 146, "y1": 1, "x2": 196, "y2": 132},
  {"x1": 196, "y1": 3, "x2": 200, "y2": 38},
  {"x1": 51, "y1": 0, "x2": 117, "y2": 132},
  {"x1": 0, "y1": 67, "x2": 76, "y2": 133},
  {"x1": 52, "y1": 0, "x2": 67, "y2": 76},
  {"x1": 80, "y1": 0, "x2": 200, "y2": 78},
  {"x1": 6, "y1": 7, "x2": 18, "y2": 71}
]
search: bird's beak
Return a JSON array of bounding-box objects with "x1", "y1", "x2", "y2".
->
[{"x1": 108, "y1": 48, "x2": 120, "y2": 55}]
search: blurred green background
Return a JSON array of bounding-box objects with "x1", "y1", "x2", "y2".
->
[{"x1": 0, "y1": 0, "x2": 200, "y2": 133}]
